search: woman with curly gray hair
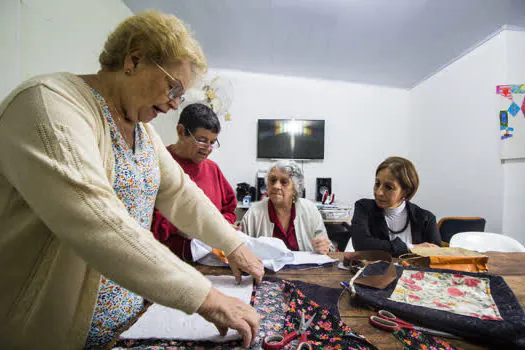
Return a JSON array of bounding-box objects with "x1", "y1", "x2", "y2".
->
[{"x1": 241, "y1": 160, "x2": 332, "y2": 254}]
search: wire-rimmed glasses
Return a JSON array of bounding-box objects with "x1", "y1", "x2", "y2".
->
[
  {"x1": 187, "y1": 128, "x2": 220, "y2": 150},
  {"x1": 152, "y1": 61, "x2": 186, "y2": 103}
]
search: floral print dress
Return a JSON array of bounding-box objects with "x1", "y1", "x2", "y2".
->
[{"x1": 85, "y1": 90, "x2": 161, "y2": 349}]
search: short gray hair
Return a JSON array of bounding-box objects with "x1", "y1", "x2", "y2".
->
[{"x1": 267, "y1": 160, "x2": 304, "y2": 199}]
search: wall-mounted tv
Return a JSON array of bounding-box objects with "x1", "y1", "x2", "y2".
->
[{"x1": 257, "y1": 119, "x2": 325, "y2": 160}]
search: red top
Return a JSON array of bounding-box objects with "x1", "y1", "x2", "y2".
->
[
  {"x1": 268, "y1": 200, "x2": 299, "y2": 251},
  {"x1": 151, "y1": 149, "x2": 237, "y2": 259}
]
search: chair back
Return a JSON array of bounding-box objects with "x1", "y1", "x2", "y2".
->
[
  {"x1": 450, "y1": 231, "x2": 525, "y2": 253},
  {"x1": 438, "y1": 217, "x2": 486, "y2": 243}
]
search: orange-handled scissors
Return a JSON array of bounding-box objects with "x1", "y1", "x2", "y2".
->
[
  {"x1": 369, "y1": 310, "x2": 461, "y2": 339},
  {"x1": 262, "y1": 312, "x2": 315, "y2": 350}
]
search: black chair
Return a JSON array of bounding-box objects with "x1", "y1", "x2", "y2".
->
[{"x1": 438, "y1": 217, "x2": 486, "y2": 245}]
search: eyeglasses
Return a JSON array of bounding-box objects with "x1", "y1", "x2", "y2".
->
[
  {"x1": 187, "y1": 128, "x2": 220, "y2": 150},
  {"x1": 152, "y1": 61, "x2": 186, "y2": 102}
]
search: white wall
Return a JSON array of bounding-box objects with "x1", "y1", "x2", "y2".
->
[
  {"x1": 153, "y1": 70, "x2": 411, "y2": 206},
  {"x1": 0, "y1": 0, "x2": 132, "y2": 101},
  {"x1": 0, "y1": 0, "x2": 21, "y2": 101},
  {"x1": 409, "y1": 31, "x2": 507, "y2": 235},
  {"x1": 501, "y1": 30, "x2": 525, "y2": 243},
  {"x1": 3, "y1": 1, "x2": 520, "y2": 243}
]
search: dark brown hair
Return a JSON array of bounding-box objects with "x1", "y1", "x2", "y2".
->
[{"x1": 376, "y1": 156, "x2": 419, "y2": 200}]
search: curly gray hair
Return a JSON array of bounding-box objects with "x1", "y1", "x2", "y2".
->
[{"x1": 266, "y1": 160, "x2": 304, "y2": 200}]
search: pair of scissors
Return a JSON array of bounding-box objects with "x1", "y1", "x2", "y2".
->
[
  {"x1": 262, "y1": 312, "x2": 316, "y2": 350},
  {"x1": 369, "y1": 309, "x2": 461, "y2": 339}
]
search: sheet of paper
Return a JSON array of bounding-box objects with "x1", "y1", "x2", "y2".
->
[
  {"x1": 291, "y1": 251, "x2": 338, "y2": 265},
  {"x1": 120, "y1": 275, "x2": 253, "y2": 342}
]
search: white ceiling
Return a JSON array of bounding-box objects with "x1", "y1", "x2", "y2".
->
[{"x1": 123, "y1": 0, "x2": 525, "y2": 89}]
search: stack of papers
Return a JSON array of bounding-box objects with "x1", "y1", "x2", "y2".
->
[{"x1": 318, "y1": 206, "x2": 352, "y2": 220}]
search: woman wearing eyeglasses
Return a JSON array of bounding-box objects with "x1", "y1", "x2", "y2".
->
[
  {"x1": 151, "y1": 103, "x2": 239, "y2": 260},
  {"x1": 0, "y1": 11, "x2": 263, "y2": 349}
]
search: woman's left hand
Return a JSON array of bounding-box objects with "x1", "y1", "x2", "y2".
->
[
  {"x1": 311, "y1": 235, "x2": 331, "y2": 255},
  {"x1": 227, "y1": 243, "x2": 264, "y2": 284}
]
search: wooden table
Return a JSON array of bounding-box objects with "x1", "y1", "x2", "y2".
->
[{"x1": 197, "y1": 252, "x2": 525, "y2": 350}]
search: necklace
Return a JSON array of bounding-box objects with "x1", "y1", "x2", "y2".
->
[
  {"x1": 387, "y1": 213, "x2": 410, "y2": 234},
  {"x1": 90, "y1": 74, "x2": 135, "y2": 149},
  {"x1": 108, "y1": 102, "x2": 135, "y2": 149}
]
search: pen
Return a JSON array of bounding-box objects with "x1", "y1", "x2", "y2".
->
[{"x1": 314, "y1": 229, "x2": 324, "y2": 237}]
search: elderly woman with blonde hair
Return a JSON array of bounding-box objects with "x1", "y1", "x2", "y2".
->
[
  {"x1": 0, "y1": 11, "x2": 263, "y2": 349},
  {"x1": 241, "y1": 160, "x2": 332, "y2": 254}
]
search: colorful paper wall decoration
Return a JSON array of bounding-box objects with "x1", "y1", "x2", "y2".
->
[{"x1": 496, "y1": 84, "x2": 525, "y2": 159}]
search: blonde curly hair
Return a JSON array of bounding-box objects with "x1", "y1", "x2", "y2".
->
[{"x1": 99, "y1": 11, "x2": 207, "y2": 77}]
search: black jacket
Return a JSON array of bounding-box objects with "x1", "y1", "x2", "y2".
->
[{"x1": 350, "y1": 198, "x2": 441, "y2": 257}]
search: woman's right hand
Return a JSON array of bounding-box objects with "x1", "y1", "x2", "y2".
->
[
  {"x1": 227, "y1": 243, "x2": 265, "y2": 284},
  {"x1": 311, "y1": 235, "x2": 332, "y2": 255},
  {"x1": 197, "y1": 287, "x2": 260, "y2": 347}
]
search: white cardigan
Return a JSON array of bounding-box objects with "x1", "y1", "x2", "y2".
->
[{"x1": 241, "y1": 198, "x2": 329, "y2": 252}]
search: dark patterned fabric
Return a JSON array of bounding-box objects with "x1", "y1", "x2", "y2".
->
[
  {"x1": 265, "y1": 277, "x2": 341, "y2": 317},
  {"x1": 113, "y1": 278, "x2": 376, "y2": 349},
  {"x1": 393, "y1": 329, "x2": 458, "y2": 350},
  {"x1": 353, "y1": 261, "x2": 525, "y2": 348},
  {"x1": 279, "y1": 261, "x2": 337, "y2": 272},
  {"x1": 280, "y1": 280, "x2": 377, "y2": 350}
]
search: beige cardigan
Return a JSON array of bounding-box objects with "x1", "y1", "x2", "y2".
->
[{"x1": 0, "y1": 73, "x2": 244, "y2": 349}]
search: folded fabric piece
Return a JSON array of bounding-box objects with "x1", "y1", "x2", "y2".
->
[
  {"x1": 353, "y1": 262, "x2": 525, "y2": 348},
  {"x1": 191, "y1": 233, "x2": 336, "y2": 272},
  {"x1": 119, "y1": 276, "x2": 253, "y2": 342}
]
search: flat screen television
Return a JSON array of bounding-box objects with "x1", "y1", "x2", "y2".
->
[{"x1": 257, "y1": 119, "x2": 325, "y2": 160}]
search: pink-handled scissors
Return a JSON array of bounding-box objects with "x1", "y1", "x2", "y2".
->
[
  {"x1": 262, "y1": 312, "x2": 316, "y2": 350},
  {"x1": 369, "y1": 310, "x2": 461, "y2": 339}
]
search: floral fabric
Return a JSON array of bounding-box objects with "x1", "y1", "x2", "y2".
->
[
  {"x1": 85, "y1": 90, "x2": 160, "y2": 349},
  {"x1": 86, "y1": 279, "x2": 149, "y2": 349},
  {"x1": 354, "y1": 262, "x2": 525, "y2": 348},
  {"x1": 113, "y1": 278, "x2": 376, "y2": 349},
  {"x1": 389, "y1": 270, "x2": 502, "y2": 320},
  {"x1": 280, "y1": 280, "x2": 377, "y2": 350},
  {"x1": 393, "y1": 329, "x2": 458, "y2": 350}
]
